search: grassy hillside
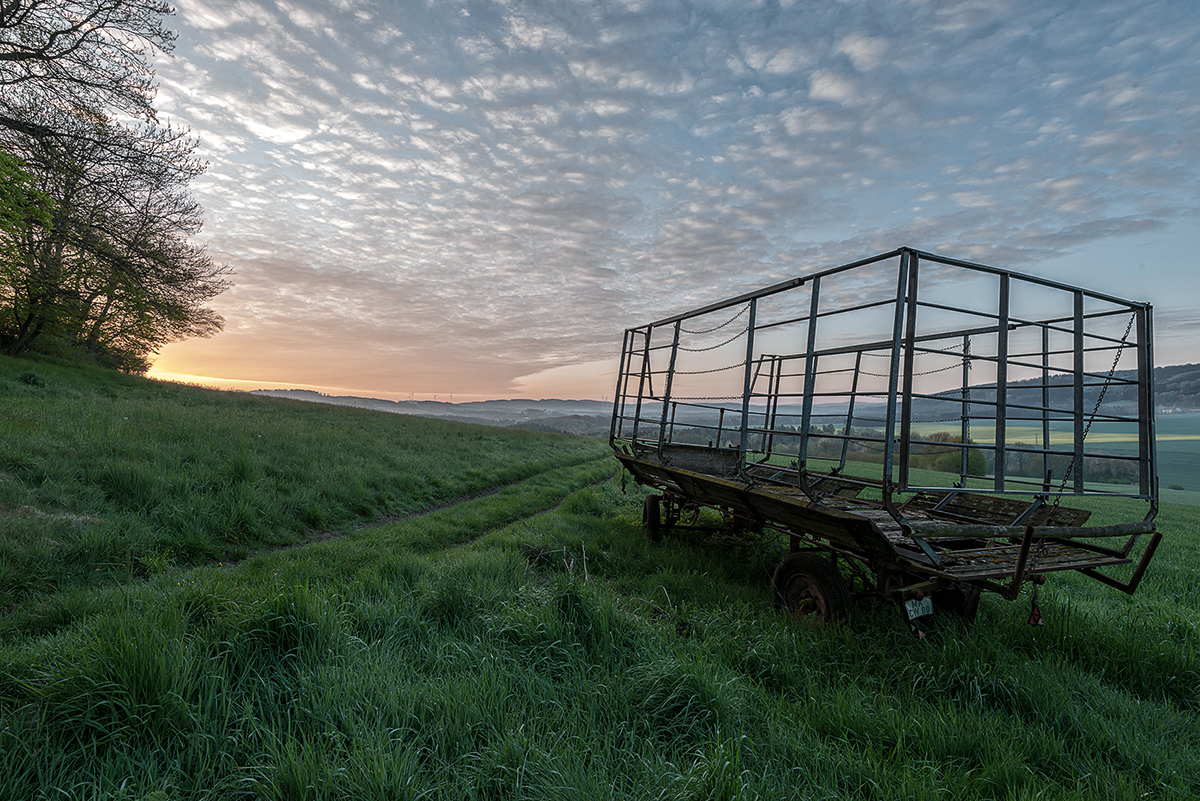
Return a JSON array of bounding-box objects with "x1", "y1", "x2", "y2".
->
[
  {"x1": 0, "y1": 355, "x2": 609, "y2": 609},
  {"x1": 1, "y1": 355, "x2": 1198, "y2": 800}
]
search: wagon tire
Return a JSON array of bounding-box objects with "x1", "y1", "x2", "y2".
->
[
  {"x1": 772, "y1": 552, "x2": 851, "y2": 623},
  {"x1": 642, "y1": 494, "x2": 663, "y2": 542}
]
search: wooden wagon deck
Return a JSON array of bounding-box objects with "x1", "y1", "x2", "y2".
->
[{"x1": 618, "y1": 445, "x2": 1150, "y2": 588}]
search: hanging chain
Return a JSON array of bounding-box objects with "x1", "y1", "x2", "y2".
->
[
  {"x1": 858, "y1": 361, "x2": 964, "y2": 379},
  {"x1": 680, "y1": 303, "x2": 750, "y2": 335},
  {"x1": 676, "y1": 362, "x2": 745, "y2": 376},
  {"x1": 1047, "y1": 311, "x2": 1137, "y2": 515},
  {"x1": 861, "y1": 341, "x2": 966, "y2": 357},
  {"x1": 677, "y1": 323, "x2": 750, "y2": 352}
]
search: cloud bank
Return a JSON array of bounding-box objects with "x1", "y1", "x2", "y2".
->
[{"x1": 149, "y1": 0, "x2": 1200, "y2": 399}]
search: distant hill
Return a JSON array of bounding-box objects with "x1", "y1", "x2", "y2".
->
[
  {"x1": 251, "y1": 363, "x2": 1200, "y2": 437},
  {"x1": 1144, "y1": 364, "x2": 1200, "y2": 410},
  {"x1": 249, "y1": 390, "x2": 613, "y2": 437},
  {"x1": 953, "y1": 363, "x2": 1200, "y2": 417}
]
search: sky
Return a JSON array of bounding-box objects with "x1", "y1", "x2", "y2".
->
[{"x1": 144, "y1": 0, "x2": 1200, "y2": 402}]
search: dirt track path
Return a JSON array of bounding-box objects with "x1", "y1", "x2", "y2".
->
[{"x1": 237, "y1": 456, "x2": 614, "y2": 563}]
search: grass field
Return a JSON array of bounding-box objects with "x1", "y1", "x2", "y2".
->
[
  {"x1": 1, "y1": 355, "x2": 1198, "y2": 799},
  {"x1": 909, "y1": 416, "x2": 1200, "y2": 493}
]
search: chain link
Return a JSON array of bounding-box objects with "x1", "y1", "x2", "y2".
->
[
  {"x1": 963, "y1": 338, "x2": 971, "y2": 448},
  {"x1": 857, "y1": 362, "x2": 963, "y2": 378},
  {"x1": 1048, "y1": 312, "x2": 1137, "y2": 511},
  {"x1": 677, "y1": 323, "x2": 750, "y2": 352},
  {"x1": 680, "y1": 303, "x2": 751, "y2": 335},
  {"x1": 861, "y1": 341, "x2": 967, "y2": 358},
  {"x1": 668, "y1": 395, "x2": 747, "y2": 402},
  {"x1": 676, "y1": 362, "x2": 745, "y2": 376}
]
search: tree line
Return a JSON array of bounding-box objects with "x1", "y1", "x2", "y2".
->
[{"x1": 0, "y1": 1, "x2": 229, "y2": 372}]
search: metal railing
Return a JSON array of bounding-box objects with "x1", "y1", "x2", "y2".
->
[{"x1": 610, "y1": 248, "x2": 1156, "y2": 510}]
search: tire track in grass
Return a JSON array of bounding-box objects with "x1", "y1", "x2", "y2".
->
[
  {"x1": 239, "y1": 457, "x2": 617, "y2": 581},
  {"x1": 362, "y1": 457, "x2": 616, "y2": 553},
  {"x1": 0, "y1": 458, "x2": 618, "y2": 642},
  {"x1": 246, "y1": 454, "x2": 615, "y2": 557}
]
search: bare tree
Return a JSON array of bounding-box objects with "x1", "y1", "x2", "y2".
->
[{"x1": 0, "y1": 0, "x2": 174, "y2": 137}]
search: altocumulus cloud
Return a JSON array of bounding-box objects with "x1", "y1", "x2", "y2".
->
[{"x1": 149, "y1": 0, "x2": 1200, "y2": 398}]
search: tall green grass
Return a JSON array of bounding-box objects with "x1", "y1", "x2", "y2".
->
[
  {"x1": 1, "y1": 355, "x2": 1197, "y2": 799},
  {"x1": 0, "y1": 354, "x2": 608, "y2": 607},
  {"x1": 2, "y1": 473, "x2": 1196, "y2": 799}
]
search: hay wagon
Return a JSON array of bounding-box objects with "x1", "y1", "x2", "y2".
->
[{"x1": 609, "y1": 248, "x2": 1161, "y2": 629}]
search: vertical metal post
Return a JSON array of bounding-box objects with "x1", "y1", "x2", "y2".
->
[
  {"x1": 994, "y1": 274, "x2": 1010, "y2": 492},
  {"x1": 656, "y1": 321, "x2": 682, "y2": 456},
  {"x1": 610, "y1": 328, "x2": 633, "y2": 444},
  {"x1": 884, "y1": 251, "x2": 911, "y2": 489},
  {"x1": 631, "y1": 328, "x2": 653, "y2": 447},
  {"x1": 1137, "y1": 304, "x2": 1156, "y2": 500},
  {"x1": 960, "y1": 334, "x2": 971, "y2": 482},
  {"x1": 899, "y1": 255, "x2": 920, "y2": 490},
  {"x1": 798, "y1": 278, "x2": 821, "y2": 471},
  {"x1": 1041, "y1": 324, "x2": 1051, "y2": 490},
  {"x1": 840, "y1": 351, "x2": 863, "y2": 472},
  {"x1": 748, "y1": 356, "x2": 775, "y2": 457},
  {"x1": 738, "y1": 299, "x2": 758, "y2": 464},
  {"x1": 765, "y1": 356, "x2": 783, "y2": 459},
  {"x1": 1073, "y1": 291, "x2": 1085, "y2": 494}
]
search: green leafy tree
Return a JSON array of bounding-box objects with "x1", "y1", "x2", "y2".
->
[
  {"x1": 0, "y1": 150, "x2": 50, "y2": 231},
  {"x1": 0, "y1": 151, "x2": 53, "y2": 348},
  {"x1": 0, "y1": 2, "x2": 229, "y2": 370},
  {"x1": 1, "y1": 114, "x2": 229, "y2": 369}
]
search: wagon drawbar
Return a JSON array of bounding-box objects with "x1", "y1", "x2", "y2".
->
[{"x1": 609, "y1": 247, "x2": 1160, "y2": 630}]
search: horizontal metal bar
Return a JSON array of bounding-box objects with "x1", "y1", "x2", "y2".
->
[
  {"x1": 769, "y1": 321, "x2": 1014, "y2": 362},
  {"x1": 906, "y1": 392, "x2": 1140, "y2": 421},
  {"x1": 636, "y1": 250, "x2": 904, "y2": 330},
  {"x1": 910, "y1": 250, "x2": 1152, "y2": 308},
  {"x1": 901, "y1": 482, "x2": 1150, "y2": 499},
  {"x1": 754, "y1": 297, "x2": 898, "y2": 333},
  {"x1": 1008, "y1": 306, "x2": 1146, "y2": 337}
]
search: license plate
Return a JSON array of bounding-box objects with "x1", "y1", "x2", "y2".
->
[{"x1": 905, "y1": 596, "x2": 933, "y2": 620}]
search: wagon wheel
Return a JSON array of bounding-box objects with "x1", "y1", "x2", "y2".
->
[
  {"x1": 771, "y1": 552, "x2": 851, "y2": 623},
  {"x1": 642, "y1": 494, "x2": 663, "y2": 542}
]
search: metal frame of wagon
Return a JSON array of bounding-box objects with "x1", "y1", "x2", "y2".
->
[{"x1": 609, "y1": 247, "x2": 1161, "y2": 626}]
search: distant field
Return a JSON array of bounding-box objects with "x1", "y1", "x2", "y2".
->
[{"x1": 910, "y1": 414, "x2": 1200, "y2": 493}]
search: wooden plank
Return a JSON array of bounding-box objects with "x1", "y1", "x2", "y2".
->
[
  {"x1": 905, "y1": 490, "x2": 1091, "y2": 526},
  {"x1": 938, "y1": 542, "x2": 1131, "y2": 580},
  {"x1": 616, "y1": 454, "x2": 1150, "y2": 581}
]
